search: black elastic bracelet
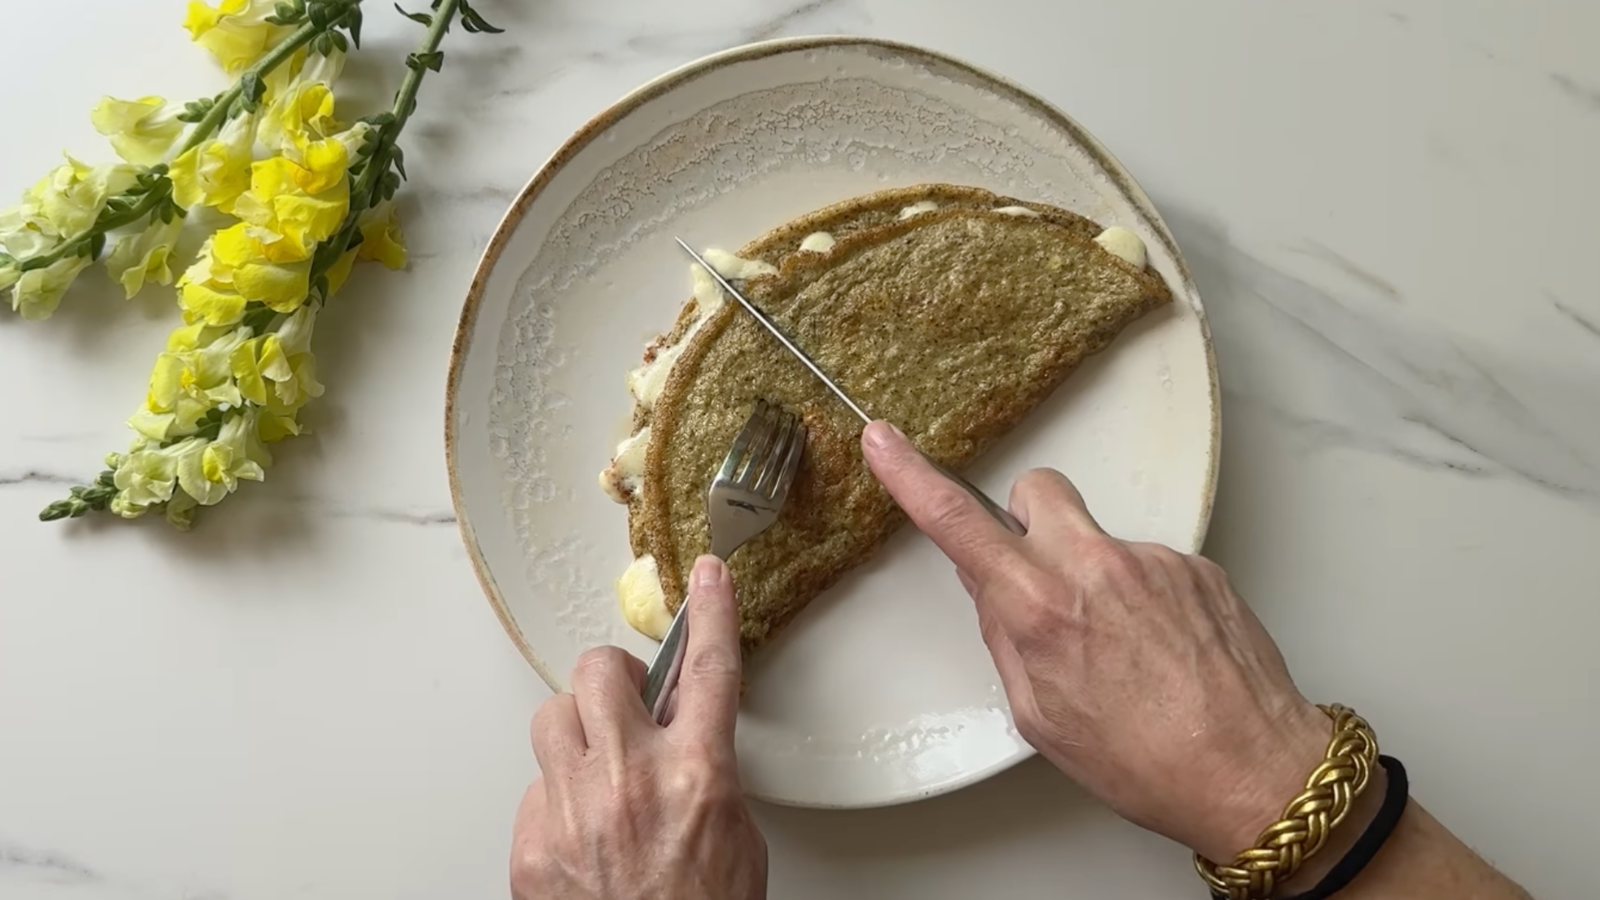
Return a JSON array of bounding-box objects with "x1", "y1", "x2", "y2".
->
[{"x1": 1210, "y1": 755, "x2": 1410, "y2": 900}]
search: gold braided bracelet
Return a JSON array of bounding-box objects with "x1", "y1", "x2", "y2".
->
[{"x1": 1194, "y1": 704, "x2": 1379, "y2": 900}]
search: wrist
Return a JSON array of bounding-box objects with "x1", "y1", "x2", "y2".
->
[
  {"x1": 1192, "y1": 704, "x2": 1384, "y2": 900},
  {"x1": 1191, "y1": 701, "x2": 1331, "y2": 863},
  {"x1": 1268, "y1": 762, "x2": 1389, "y2": 894}
]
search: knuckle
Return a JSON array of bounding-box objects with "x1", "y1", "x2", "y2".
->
[
  {"x1": 1008, "y1": 568, "x2": 1073, "y2": 637},
  {"x1": 1013, "y1": 467, "x2": 1066, "y2": 499},
  {"x1": 1188, "y1": 553, "x2": 1227, "y2": 584},
  {"x1": 576, "y1": 645, "x2": 624, "y2": 671},
  {"x1": 530, "y1": 694, "x2": 572, "y2": 740},
  {"x1": 664, "y1": 756, "x2": 729, "y2": 803},
  {"x1": 1079, "y1": 536, "x2": 1141, "y2": 584},
  {"x1": 509, "y1": 841, "x2": 556, "y2": 892},
  {"x1": 571, "y1": 646, "x2": 627, "y2": 684},
  {"x1": 921, "y1": 484, "x2": 979, "y2": 536},
  {"x1": 683, "y1": 643, "x2": 740, "y2": 683}
]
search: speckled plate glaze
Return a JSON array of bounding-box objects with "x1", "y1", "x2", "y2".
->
[{"x1": 446, "y1": 36, "x2": 1218, "y2": 809}]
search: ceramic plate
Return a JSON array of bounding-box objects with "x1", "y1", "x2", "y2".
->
[{"x1": 446, "y1": 37, "x2": 1218, "y2": 809}]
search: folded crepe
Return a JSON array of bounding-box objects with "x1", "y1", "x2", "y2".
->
[{"x1": 600, "y1": 184, "x2": 1172, "y2": 654}]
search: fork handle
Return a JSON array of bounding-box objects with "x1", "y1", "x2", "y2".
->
[
  {"x1": 642, "y1": 602, "x2": 690, "y2": 724},
  {"x1": 924, "y1": 455, "x2": 1028, "y2": 536}
]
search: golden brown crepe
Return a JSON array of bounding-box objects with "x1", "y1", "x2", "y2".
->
[{"x1": 601, "y1": 184, "x2": 1171, "y2": 654}]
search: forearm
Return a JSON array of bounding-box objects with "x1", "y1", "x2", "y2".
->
[{"x1": 1324, "y1": 799, "x2": 1531, "y2": 900}]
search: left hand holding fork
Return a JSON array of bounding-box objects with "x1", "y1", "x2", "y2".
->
[{"x1": 510, "y1": 555, "x2": 768, "y2": 900}]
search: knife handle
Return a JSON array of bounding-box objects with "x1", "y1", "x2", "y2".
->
[{"x1": 923, "y1": 455, "x2": 1028, "y2": 536}]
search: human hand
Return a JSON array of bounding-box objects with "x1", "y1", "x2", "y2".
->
[
  {"x1": 510, "y1": 556, "x2": 767, "y2": 900},
  {"x1": 861, "y1": 422, "x2": 1331, "y2": 863}
]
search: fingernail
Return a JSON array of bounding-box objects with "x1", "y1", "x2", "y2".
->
[
  {"x1": 863, "y1": 420, "x2": 903, "y2": 452},
  {"x1": 692, "y1": 555, "x2": 726, "y2": 590}
]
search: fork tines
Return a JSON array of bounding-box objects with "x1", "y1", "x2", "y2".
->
[{"x1": 719, "y1": 399, "x2": 804, "y2": 500}]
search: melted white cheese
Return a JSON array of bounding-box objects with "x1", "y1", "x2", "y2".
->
[
  {"x1": 703, "y1": 248, "x2": 778, "y2": 281},
  {"x1": 627, "y1": 342, "x2": 685, "y2": 411},
  {"x1": 618, "y1": 554, "x2": 672, "y2": 640},
  {"x1": 598, "y1": 426, "x2": 651, "y2": 504},
  {"x1": 689, "y1": 264, "x2": 725, "y2": 313},
  {"x1": 608, "y1": 247, "x2": 782, "y2": 635},
  {"x1": 898, "y1": 200, "x2": 939, "y2": 219},
  {"x1": 799, "y1": 231, "x2": 836, "y2": 253},
  {"x1": 993, "y1": 205, "x2": 1040, "y2": 217},
  {"x1": 625, "y1": 250, "x2": 769, "y2": 411},
  {"x1": 1094, "y1": 226, "x2": 1148, "y2": 269}
]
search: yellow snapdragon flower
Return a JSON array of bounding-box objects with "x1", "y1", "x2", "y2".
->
[
  {"x1": 231, "y1": 134, "x2": 356, "y2": 259},
  {"x1": 177, "y1": 224, "x2": 312, "y2": 325},
  {"x1": 230, "y1": 305, "x2": 324, "y2": 441},
  {"x1": 163, "y1": 490, "x2": 201, "y2": 530},
  {"x1": 176, "y1": 244, "x2": 247, "y2": 326},
  {"x1": 183, "y1": 0, "x2": 293, "y2": 75},
  {"x1": 169, "y1": 111, "x2": 257, "y2": 212},
  {"x1": 2, "y1": 156, "x2": 142, "y2": 318},
  {"x1": 109, "y1": 446, "x2": 181, "y2": 515},
  {"x1": 263, "y1": 44, "x2": 344, "y2": 105},
  {"x1": 212, "y1": 223, "x2": 313, "y2": 310},
  {"x1": 105, "y1": 217, "x2": 183, "y2": 298},
  {"x1": 0, "y1": 201, "x2": 54, "y2": 262},
  {"x1": 10, "y1": 256, "x2": 92, "y2": 320},
  {"x1": 90, "y1": 96, "x2": 186, "y2": 166},
  {"x1": 176, "y1": 410, "x2": 268, "y2": 505},
  {"x1": 129, "y1": 325, "x2": 252, "y2": 441},
  {"x1": 18, "y1": 156, "x2": 140, "y2": 240},
  {"x1": 357, "y1": 201, "x2": 407, "y2": 270},
  {"x1": 260, "y1": 81, "x2": 342, "y2": 161}
]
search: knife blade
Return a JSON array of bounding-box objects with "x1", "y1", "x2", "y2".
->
[{"x1": 675, "y1": 237, "x2": 1025, "y2": 535}]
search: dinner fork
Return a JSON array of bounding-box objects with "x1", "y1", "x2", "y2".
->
[{"x1": 641, "y1": 399, "x2": 807, "y2": 723}]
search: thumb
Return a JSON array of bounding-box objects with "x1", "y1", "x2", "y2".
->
[
  {"x1": 672, "y1": 555, "x2": 742, "y2": 750},
  {"x1": 862, "y1": 421, "x2": 1017, "y2": 580}
]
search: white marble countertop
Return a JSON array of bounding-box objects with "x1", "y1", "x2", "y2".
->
[{"x1": 3, "y1": 2, "x2": 1596, "y2": 898}]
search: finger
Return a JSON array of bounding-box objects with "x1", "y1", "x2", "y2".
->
[
  {"x1": 570, "y1": 646, "x2": 651, "y2": 746},
  {"x1": 862, "y1": 421, "x2": 1017, "y2": 579},
  {"x1": 1007, "y1": 468, "x2": 1103, "y2": 538},
  {"x1": 672, "y1": 555, "x2": 742, "y2": 748},
  {"x1": 530, "y1": 693, "x2": 584, "y2": 775}
]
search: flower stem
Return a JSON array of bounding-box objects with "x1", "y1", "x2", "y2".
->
[
  {"x1": 308, "y1": 0, "x2": 460, "y2": 301},
  {"x1": 14, "y1": 1, "x2": 363, "y2": 275}
]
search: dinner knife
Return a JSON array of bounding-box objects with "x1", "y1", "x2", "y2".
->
[{"x1": 675, "y1": 237, "x2": 1026, "y2": 536}]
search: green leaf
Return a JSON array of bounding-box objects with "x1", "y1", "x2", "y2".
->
[
  {"x1": 347, "y1": 6, "x2": 363, "y2": 47},
  {"x1": 394, "y1": 3, "x2": 433, "y2": 25},
  {"x1": 178, "y1": 94, "x2": 222, "y2": 123},
  {"x1": 88, "y1": 233, "x2": 107, "y2": 260},
  {"x1": 241, "y1": 304, "x2": 278, "y2": 334},
  {"x1": 266, "y1": 1, "x2": 303, "y2": 25},
  {"x1": 309, "y1": 1, "x2": 336, "y2": 29},
  {"x1": 330, "y1": 30, "x2": 349, "y2": 53},
  {"x1": 39, "y1": 500, "x2": 76, "y2": 522},
  {"x1": 459, "y1": 3, "x2": 505, "y2": 34},
  {"x1": 240, "y1": 72, "x2": 267, "y2": 112},
  {"x1": 391, "y1": 147, "x2": 407, "y2": 180},
  {"x1": 407, "y1": 50, "x2": 444, "y2": 72}
]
